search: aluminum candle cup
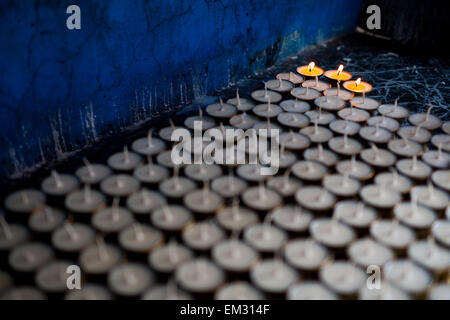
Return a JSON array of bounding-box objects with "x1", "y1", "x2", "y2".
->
[
  {"x1": 250, "y1": 259, "x2": 298, "y2": 296},
  {"x1": 241, "y1": 186, "x2": 282, "y2": 212},
  {"x1": 216, "y1": 205, "x2": 258, "y2": 233},
  {"x1": 182, "y1": 221, "x2": 225, "y2": 252},
  {"x1": 292, "y1": 160, "x2": 328, "y2": 182},
  {"x1": 408, "y1": 240, "x2": 450, "y2": 278},
  {"x1": 360, "y1": 145, "x2": 397, "y2": 168},
  {"x1": 100, "y1": 174, "x2": 140, "y2": 199},
  {"x1": 295, "y1": 186, "x2": 336, "y2": 213},
  {"x1": 80, "y1": 241, "x2": 122, "y2": 281},
  {"x1": 159, "y1": 120, "x2": 184, "y2": 142},
  {"x1": 148, "y1": 242, "x2": 193, "y2": 275},
  {"x1": 360, "y1": 185, "x2": 401, "y2": 210},
  {"x1": 314, "y1": 96, "x2": 346, "y2": 112},
  {"x1": 133, "y1": 163, "x2": 169, "y2": 185},
  {"x1": 291, "y1": 87, "x2": 321, "y2": 101},
  {"x1": 388, "y1": 139, "x2": 423, "y2": 158},
  {"x1": 394, "y1": 202, "x2": 437, "y2": 236},
  {"x1": 35, "y1": 261, "x2": 72, "y2": 298},
  {"x1": 244, "y1": 224, "x2": 287, "y2": 254},
  {"x1": 215, "y1": 281, "x2": 264, "y2": 300},
  {"x1": 175, "y1": 258, "x2": 225, "y2": 296},
  {"x1": 309, "y1": 218, "x2": 356, "y2": 251},
  {"x1": 230, "y1": 112, "x2": 259, "y2": 129},
  {"x1": 328, "y1": 136, "x2": 363, "y2": 156},
  {"x1": 347, "y1": 238, "x2": 394, "y2": 268},
  {"x1": 205, "y1": 99, "x2": 237, "y2": 119},
  {"x1": 378, "y1": 101, "x2": 410, "y2": 120},
  {"x1": 156, "y1": 150, "x2": 180, "y2": 168},
  {"x1": 41, "y1": 171, "x2": 79, "y2": 205},
  {"x1": 211, "y1": 175, "x2": 248, "y2": 199},
  {"x1": 329, "y1": 119, "x2": 361, "y2": 136},
  {"x1": 396, "y1": 157, "x2": 432, "y2": 180},
  {"x1": 212, "y1": 240, "x2": 258, "y2": 273},
  {"x1": 28, "y1": 207, "x2": 65, "y2": 240},
  {"x1": 118, "y1": 224, "x2": 163, "y2": 259},
  {"x1": 335, "y1": 158, "x2": 374, "y2": 181},
  {"x1": 367, "y1": 116, "x2": 400, "y2": 132},
  {"x1": 323, "y1": 87, "x2": 354, "y2": 101},
  {"x1": 151, "y1": 205, "x2": 193, "y2": 233},
  {"x1": 370, "y1": 220, "x2": 415, "y2": 253},
  {"x1": 266, "y1": 79, "x2": 294, "y2": 93},
  {"x1": 51, "y1": 223, "x2": 95, "y2": 258},
  {"x1": 410, "y1": 185, "x2": 449, "y2": 211},
  {"x1": 131, "y1": 132, "x2": 166, "y2": 156},
  {"x1": 350, "y1": 97, "x2": 380, "y2": 111},
  {"x1": 383, "y1": 259, "x2": 432, "y2": 299},
  {"x1": 251, "y1": 88, "x2": 282, "y2": 104},
  {"x1": 8, "y1": 243, "x2": 54, "y2": 283},
  {"x1": 303, "y1": 145, "x2": 338, "y2": 167},
  {"x1": 319, "y1": 261, "x2": 366, "y2": 299},
  {"x1": 227, "y1": 90, "x2": 255, "y2": 111},
  {"x1": 287, "y1": 282, "x2": 338, "y2": 300},
  {"x1": 305, "y1": 109, "x2": 336, "y2": 125},
  {"x1": 279, "y1": 99, "x2": 310, "y2": 113},
  {"x1": 322, "y1": 174, "x2": 361, "y2": 197},
  {"x1": 65, "y1": 185, "x2": 106, "y2": 220},
  {"x1": 126, "y1": 189, "x2": 166, "y2": 221},
  {"x1": 277, "y1": 112, "x2": 310, "y2": 129},
  {"x1": 107, "y1": 147, "x2": 143, "y2": 172},
  {"x1": 283, "y1": 239, "x2": 329, "y2": 275},
  {"x1": 65, "y1": 285, "x2": 113, "y2": 300},
  {"x1": 278, "y1": 149, "x2": 297, "y2": 169},
  {"x1": 4, "y1": 189, "x2": 46, "y2": 222},
  {"x1": 300, "y1": 123, "x2": 333, "y2": 144},
  {"x1": 76, "y1": 163, "x2": 112, "y2": 186},
  {"x1": 107, "y1": 263, "x2": 154, "y2": 299},
  {"x1": 334, "y1": 200, "x2": 376, "y2": 232},
  {"x1": 374, "y1": 171, "x2": 413, "y2": 194}
]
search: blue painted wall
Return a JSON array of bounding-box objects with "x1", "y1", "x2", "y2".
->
[{"x1": 0, "y1": 0, "x2": 362, "y2": 179}]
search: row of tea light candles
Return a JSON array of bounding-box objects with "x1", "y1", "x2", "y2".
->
[{"x1": 0, "y1": 60, "x2": 450, "y2": 300}]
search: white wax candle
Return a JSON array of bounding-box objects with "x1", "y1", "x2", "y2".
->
[
  {"x1": 284, "y1": 239, "x2": 328, "y2": 270},
  {"x1": 291, "y1": 87, "x2": 321, "y2": 101},
  {"x1": 253, "y1": 102, "x2": 282, "y2": 118},
  {"x1": 302, "y1": 79, "x2": 329, "y2": 91},
  {"x1": 431, "y1": 134, "x2": 450, "y2": 152},
  {"x1": 159, "y1": 176, "x2": 196, "y2": 199},
  {"x1": 323, "y1": 87, "x2": 354, "y2": 100},
  {"x1": 92, "y1": 204, "x2": 135, "y2": 234},
  {"x1": 408, "y1": 109, "x2": 442, "y2": 130},
  {"x1": 287, "y1": 282, "x2": 338, "y2": 300},
  {"x1": 378, "y1": 101, "x2": 409, "y2": 119},
  {"x1": 244, "y1": 223, "x2": 287, "y2": 253},
  {"x1": 4, "y1": 189, "x2": 46, "y2": 214},
  {"x1": 278, "y1": 131, "x2": 311, "y2": 150},
  {"x1": 80, "y1": 241, "x2": 122, "y2": 275},
  {"x1": 410, "y1": 185, "x2": 449, "y2": 210},
  {"x1": 250, "y1": 259, "x2": 297, "y2": 294},
  {"x1": 408, "y1": 239, "x2": 450, "y2": 272},
  {"x1": 271, "y1": 205, "x2": 312, "y2": 232},
  {"x1": 359, "y1": 282, "x2": 410, "y2": 300},
  {"x1": 431, "y1": 169, "x2": 450, "y2": 191},
  {"x1": 107, "y1": 147, "x2": 143, "y2": 171},
  {"x1": 216, "y1": 204, "x2": 258, "y2": 232},
  {"x1": 176, "y1": 258, "x2": 225, "y2": 293},
  {"x1": 383, "y1": 260, "x2": 432, "y2": 294},
  {"x1": 184, "y1": 112, "x2": 216, "y2": 130},
  {"x1": 398, "y1": 126, "x2": 432, "y2": 144},
  {"x1": 360, "y1": 145, "x2": 396, "y2": 168},
  {"x1": 303, "y1": 145, "x2": 338, "y2": 167},
  {"x1": 443, "y1": 122, "x2": 450, "y2": 134},
  {"x1": 65, "y1": 285, "x2": 112, "y2": 300},
  {"x1": 336, "y1": 157, "x2": 374, "y2": 180},
  {"x1": 428, "y1": 284, "x2": 450, "y2": 300},
  {"x1": 151, "y1": 205, "x2": 193, "y2": 232},
  {"x1": 184, "y1": 164, "x2": 222, "y2": 182},
  {"x1": 131, "y1": 132, "x2": 166, "y2": 156},
  {"x1": 212, "y1": 240, "x2": 258, "y2": 272},
  {"x1": 76, "y1": 162, "x2": 112, "y2": 185},
  {"x1": 374, "y1": 171, "x2": 412, "y2": 194},
  {"x1": 323, "y1": 174, "x2": 361, "y2": 197},
  {"x1": 334, "y1": 200, "x2": 376, "y2": 228},
  {"x1": 310, "y1": 218, "x2": 356, "y2": 248},
  {"x1": 359, "y1": 125, "x2": 393, "y2": 144},
  {"x1": 227, "y1": 91, "x2": 255, "y2": 111},
  {"x1": 236, "y1": 164, "x2": 268, "y2": 182},
  {"x1": 370, "y1": 220, "x2": 415, "y2": 249},
  {"x1": 347, "y1": 238, "x2": 393, "y2": 268},
  {"x1": 266, "y1": 79, "x2": 294, "y2": 92},
  {"x1": 156, "y1": 150, "x2": 180, "y2": 168},
  {"x1": 328, "y1": 136, "x2": 362, "y2": 156},
  {"x1": 108, "y1": 263, "x2": 154, "y2": 297},
  {"x1": 251, "y1": 88, "x2": 282, "y2": 103},
  {"x1": 183, "y1": 188, "x2": 223, "y2": 214},
  {"x1": 292, "y1": 160, "x2": 328, "y2": 181},
  {"x1": 276, "y1": 71, "x2": 304, "y2": 84},
  {"x1": 242, "y1": 185, "x2": 283, "y2": 211},
  {"x1": 319, "y1": 261, "x2": 366, "y2": 296},
  {"x1": 277, "y1": 112, "x2": 310, "y2": 128},
  {"x1": 388, "y1": 138, "x2": 423, "y2": 157},
  {"x1": 314, "y1": 96, "x2": 345, "y2": 111},
  {"x1": 158, "y1": 120, "x2": 184, "y2": 141},
  {"x1": 118, "y1": 223, "x2": 163, "y2": 253},
  {"x1": 1, "y1": 287, "x2": 46, "y2": 300},
  {"x1": 295, "y1": 186, "x2": 336, "y2": 211},
  {"x1": 0, "y1": 220, "x2": 29, "y2": 251},
  {"x1": 41, "y1": 171, "x2": 79, "y2": 197},
  {"x1": 280, "y1": 99, "x2": 310, "y2": 113},
  {"x1": 305, "y1": 110, "x2": 335, "y2": 125},
  {"x1": 134, "y1": 163, "x2": 169, "y2": 184},
  {"x1": 182, "y1": 221, "x2": 225, "y2": 251},
  {"x1": 432, "y1": 220, "x2": 450, "y2": 248},
  {"x1": 206, "y1": 99, "x2": 237, "y2": 118},
  {"x1": 278, "y1": 148, "x2": 297, "y2": 168},
  {"x1": 100, "y1": 174, "x2": 140, "y2": 197},
  {"x1": 300, "y1": 123, "x2": 333, "y2": 143},
  {"x1": 212, "y1": 175, "x2": 248, "y2": 198},
  {"x1": 28, "y1": 207, "x2": 65, "y2": 234},
  {"x1": 367, "y1": 116, "x2": 400, "y2": 132},
  {"x1": 396, "y1": 158, "x2": 432, "y2": 180},
  {"x1": 253, "y1": 120, "x2": 283, "y2": 137},
  {"x1": 394, "y1": 202, "x2": 436, "y2": 230},
  {"x1": 422, "y1": 150, "x2": 450, "y2": 169},
  {"x1": 351, "y1": 96, "x2": 380, "y2": 110},
  {"x1": 338, "y1": 107, "x2": 370, "y2": 122},
  {"x1": 52, "y1": 222, "x2": 95, "y2": 253},
  {"x1": 329, "y1": 119, "x2": 361, "y2": 136},
  {"x1": 65, "y1": 185, "x2": 106, "y2": 214},
  {"x1": 35, "y1": 261, "x2": 72, "y2": 293},
  {"x1": 9, "y1": 243, "x2": 54, "y2": 273},
  {"x1": 148, "y1": 242, "x2": 193, "y2": 273},
  {"x1": 126, "y1": 189, "x2": 166, "y2": 215},
  {"x1": 215, "y1": 281, "x2": 264, "y2": 300},
  {"x1": 230, "y1": 112, "x2": 259, "y2": 129},
  {"x1": 267, "y1": 174, "x2": 302, "y2": 197},
  {"x1": 360, "y1": 185, "x2": 401, "y2": 209}
]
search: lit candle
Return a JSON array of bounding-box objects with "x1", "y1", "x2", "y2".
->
[
  {"x1": 107, "y1": 146, "x2": 143, "y2": 172},
  {"x1": 319, "y1": 261, "x2": 366, "y2": 297},
  {"x1": 266, "y1": 79, "x2": 294, "y2": 93},
  {"x1": 284, "y1": 239, "x2": 329, "y2": 271},
  {"x1": 335, "y1": 156, "x2": 374, "y2": 180},
  {"x1": 347, "y1": 238, "x2": 394, "y2": 268},
  {"x1": 343, "y1": 77, "x2": 373, "y2": 94},
  {"x1": 370, "y1": 219, "x2": 415, "y2": 250},
  {"x1": 148, "y1": 241, "x2": 193, "y2": 274},
  {"x1": 396, "y1": 157, "x2": 432, "y2": 180},
  {"x1": 250, "y1": 259, "x2": 297, "y2": 294},
  {"x1": 277, "y1": 112, "x2": 310, "y2": 128},
  {"x1": 215, "y1": 281, "x2": 264, "y2": 300},
  {"x1": 383, "y1": 260, "x2": 432, "y2": 296},
  {"x1": 212, "y1": 239, "x2": 258, "y2": 273},
  {"x1": 176, "y1": 258, "x2": 225, "y2": 294},
  {"x1": 227, "y1": 89, "x2": 255, "y2": 111},
  {"x1": 324, "y1": 64, "x2": 352, "y2": 81},
  {"x1": 107, "y1": 263, "x2": 154, "y2": 298},
  {"x1": 151, "y1": 205, "x2": 193, "y2": 232},
  {"x1": 360, "y1": 184, "x2": 401, "y2": 209},
  {"x1": 280, "y1": 99, "x2": 310, "y2": 113},
  {"x1": 398, "y1": 125, "x2": 432, "y2": 143},
  {"x1": 271, "y1": 205, "x2": 312, "y2": 233},
  {"x1": 288, "y1": 282, "x2": 337, "y2": 300},
  {"x1": 131, "y1": 130, "x2": 166, "y2": 156},
  {"x1": 295, "y1": 186, "x2": 336, "y2": 211},
  {"x1": 297, "y1": 62, "x2": 327, "y2": 91},
  {"x1": 303, "y1": 144, "x2": 338, "y2": 167},
  {"x1": 118, "y1": 223, "x2": 163, "y2": 255},
  {"x1": 408, "y1": 106, "x2": 442, "y2": 130},
  {"x1": 206, "y1": 98, "x2": 237, "y2": 118}
]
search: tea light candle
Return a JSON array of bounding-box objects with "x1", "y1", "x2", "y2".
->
[
  {"x1": 410, "y1": 184, "x2": 449, "y2": 210},
  {"x1": 428, "y1": 284, "x2": 450, "y2": 300},
  {"x1": 300, "y1": 122, "x2": 333, "y2": 144},
  {"x1": 236, "y1": 164, "x2": 267, "y2": 182},
  {"x1": 266, "y1": 79, "x2": 294, "y2": 93},
  {"x1": 310, "y1": 217, "x2": 356, "y2": 249},
  {"x1": 9, "y1": 242, "x2": 54, "y2": 273},
  {"x1": 324, "y1": 87, "x2": 354, "y2": 101},
  {"x1": 408, "y1": 107, "x2": 442, "y2": 130},
  {"x1": 41, "y1": 171, "x2": 79, "y2": 197},
  {"x1": 278, "y1": 147, "x2": 297, "y2": 169},
  {"x1": 351, "y1": 96, "x2": 380, "y2": 111},
  {"x1": 367, "y1": 116, "x2": 400, "y2": 132},
  {"x1": 159, "y1": 168, "x2": 196, "y2": 199},
  {"x1": 336, "y1": 156, "x2": 374, "y2": 180},
  {"x1": 370, "y1": 220, "x2": 415, "y2": 250},
  {"x1": 291, "y1": 87, "x2": 321, "y2": 100},
  {"x1": 347, "y1": 238, "x2": 394, "y2": 268},
  {"x1": 319, "y1": 261, "x2": 366, "y2": 296},
  {"x1": 431, "y1": 134, "x2": 450, "y2": 152},
  {"x1": 52, "y1": 222, "x2": 95, "y2": 254},
  {"x1": 378, "y1": 99, "x2": 410, "y2": 119},
  {"x1": 303, "y1": 144, "x2": 338, "y2": 167},
  {"x1": 432, "y1": 220, "x2": 450, "y2": 248},
  {"x1": 215, "y1": 281, "x2": 264, "y2": 300},
  {"x1": 278, "y1": 131, "x2": 311, "y2": 150},
  {"x1": 176, "y1": 258, "x2": 225, "y2": 294},
  {"x1": 251, "y1": 86, "x2": 282, "y2": 103},
  {"x1": 271, "y1": 205, "x2": 312, "y2": 233},
  {"x1": 360, "y1": 144, "x2": 396, "y2": 168},
  {"x1": 322, "y1": 174, "x2": 361, "y2": 197},
  {"x1": 216, "y1": 202, "x2": 258, "y2": 232},
  {"x1": 182, "y1": 221, "x2": 225, "y2": 251},
  {"x1": 328, "y1": 135, "x2": 363, "y2": 156},
  {"x1": 151, "y1": 205, "x2": 193, "y2": 232},
  {"x1": 277, "y1": 71, "x2": 304, "y2": 84},
  {"x1": 28, "y1": 206, "x2": 65, "y2": 235},
  {"x1": 297, "y1": 62, "x2": 324, "y2": 78},
  {"x1": 148, "y1": 241, "x2": 193, "y2": 274},
  {"x1": 305, "y1": 109, "x2": 335, "y2": 125},
  {"x1": 212, "y1": 239, "x2": 258, "y2": 273},
  {"x1": 92, "y1": 200, "x2": 135, "y2": 234},
  {"x1": 126, "y1": 189, "x2": 166, "y2": 216},
  {"x1": 284, "y1": 239, "x2": 328, "y2": 271},
  {"x1": 338, "y1": 105, "x2": 370, "y2": 122},
  {"x1": 4, "y1": 189, "x2": 46, "y2": 215},
  {"x1": 253, "y1": 101, "x2": 282, "y2": 118},
  {"x1": 244, "y1": 219, "x2": 287, "y2": 253},
  {"x1": 206, "y1": 98, "x2": 238, "y2": 118},
  {"x1": 65, "y1": 185, "x2": 106, "y2": 214},
  {"x1": 374, "y1": 171, "x2": 413, "y2": 194},
  {"x1": 0, "y1": 218, "x2": 29, "y2": 252},
  {"x1": 107, "y1": 146, "x2": 143, "y2": 172},
  {"x1": 118, "y1": 223, "x2": 163, "y2": 254},
  {"x1": 277, "y1": 112, "x2": 310, "y2": 128},
  {"x1": 314, "y1": 95, "x2": 346, "y2": 111},
  {"x1": 108, "y1": 263, "x2": 154, "y2": 297},
  {"x1": 267, "y1": 172, "x2": 302, "y2": 197},
  {"x1": 295, "y1": 186, "x2": 336, "y2": 212},
  {"x1": 142, "y1": 284, "x2": 192, "y2": 300},
  {"x1": 242, "y1": 184, "x2": 282, "y2": 211},
  {"x1": 76, "y1": 158, "x2": 112, "y2": 185},
  {"x1": 250, "y1": 259, "x2": 298, "y2": 294},
  {"x1": 343, "y1": 77, "x2": 372, "y2": 93},
  {"x1": 334, "y1": 201, "x2": 376, "y2": 229},
  {"x1": 359, "y1": 282, "x2": 410, "y2": 300},
  {"x1": 302, "y1": 79, "x2": 329, "y2": 92},
  {"x1": 383, "y1": 260, "x2": 432, "y2": 296},
  {"x1": 159, "y1": 119, "x2": 183, "y2": 142},
  {"x1": 227, "y1": 89, "x2": 255, "y2": 111},
  {"x1": 184, "y1": 164, "x2": 222, "y2": 182},
  {"x1": 287, "y1": 281, "x2": 338, "y2": 300},
  {"x1": 431, "y1": 169, "x2": 450, "y2": 191},
  {"x1": 388, "y1": 138, "x2": 423, "y2": 157},
  {"x1": 65, "y1": 285, "x2": 112, "y2": 300},
  {"x1": 184, "y1": 109, "x2": 216, "y2": 130},
  {"x1": 280, "y1": 99, "x2": 310, "y2": 113},
  {"x1": 396, "y1": 157, "x2": 432, "y2": 180},
  {"x1": 1, "y1": 287, "x2": 46, "y2": 300},
  {"x1": 212, "y1": 175, "x2": 248, "y2": 198},
  {"x1": 292, "y1": 160, "x2": 328, "y2": 182},
  {"x1": 408, "y1": 239, "x2": 450, "y2": 273},
  {"x1": 230, "y1": 112, "x2": 259, "y2": 129},
  {"x1": 422, "y1": 149, "x2": 450, "y2": 169},
  {"x1": 100, "y1": 174, "x2": 140, "y2": 198},
  {"x1": 134, "y1": 159, "x2": 169, "y2": 184},
  {"x1": 131, "y1": 131, "x2": 166, "y2": 156},
  {"x1": 398, "y1": 126, "x2": 432, "y2": 144},
  {"x1": 80, "y1": 240, "x2": 122, "y2": 275},
  {"x1": 324, "y1": 64, "x2": 352, "y2": 81},
  {"x1": 360, "y1": 185, "x2": 401, "y2": 209},
  {"x1": 35, "y1": 261, "x2": 72, "y2": 294},
  {"x1": 329, "y1": 119, "x2": 361, "y2": 136},
  {"x1": 359, "y1": 125, "x2": 393, "y2": 144},
  {"x1": 156, "y1": 150, "x2": 178, "y2": 168},
  {"x1": 183, "y1": 185, "x2": 224, "y2": 215}
]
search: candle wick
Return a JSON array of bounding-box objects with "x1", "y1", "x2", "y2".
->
[
  {"x1": 426, "y1": 105, "x2": 433, "y2": 121},
  {"x1": 133, "y1": 224, "x2": 145, "y2": 241},
  {"x1": 123, "y1": 146, "x2": 130, "y2": 164},
  {"x1": 52, "y1": 170, "x2": 63, "y2": 189},
  {"x1": 84, "y1": 184, "x2": 92, "y2": 203},
  {"x1": 169, "y1": 118, "x2": 176, "y2": 130},
  {"x1": 147, "y1": 130, "x2": 153, "y2": 148},
  {"x1": 0, "y1": 216, "x2": 12, "y2": 239},
  {"x1": 162, "y1": 206, "x2": 174, "y2": 222},
  {"x1": 264, "y1": 82, "x2": 268, "y2": 98},
  {"x1": 394, "y1": 98, "x2": 398, "y2": 111},
  {"x1": 315, "y1": 75, "x2": 318, "y2": 87},
  {"x1": 44, "y1": 207, "x2": 54, "y2": 223},
  {"x1": 236, "y1": 88, "x2": 240, "y2": 106},
  {"x1": 278, "y1": 78, "x2": 282, "y2": 88},
  {"x1": 83, "y1": 157, "x2": 95, "y2": 177},
  {"x1": 97, "y1": 237, "x2": 109, "y2": 262},
  {"x1": 65, "y1": 222, "x2": 79, "y2": 241}
]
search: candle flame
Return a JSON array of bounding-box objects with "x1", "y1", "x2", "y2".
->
[
  {"x1": 337, "y1": 65, "x2": 344, "y2": 75},
  {"x1": 355, "y1": 78, "x2": 361, "y2": 87},
  {"x1": 308, "y1": 62, "x2": 315, "y2": 72}
]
